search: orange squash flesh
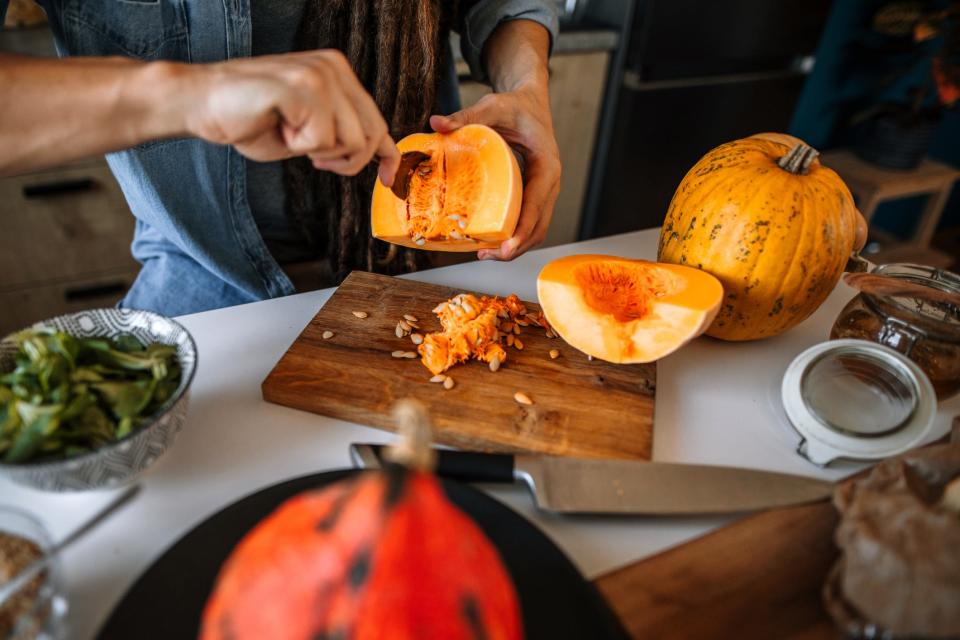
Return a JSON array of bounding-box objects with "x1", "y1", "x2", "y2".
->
[
  {"x1": 371, "y1": 124, "x2": 522, "y2": 251},
  {"x1": 537, "y1": 255, "x2": 723, "y2": 363},
  {"x1": 418, "y1": 293, "x2": 540, "y2": 376}
]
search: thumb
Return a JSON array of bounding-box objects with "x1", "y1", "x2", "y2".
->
[{"x1": 430, "y1": 102, "x2": 493, "y2": 133}]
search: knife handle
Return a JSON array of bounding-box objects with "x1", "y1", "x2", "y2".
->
[{"x1": 349, "y1": 444, "x2": 515, "y2": 483}]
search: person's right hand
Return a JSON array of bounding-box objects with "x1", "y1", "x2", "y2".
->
[{"x1": 181, "y1": 50, "x2": 399, "y2": 186}]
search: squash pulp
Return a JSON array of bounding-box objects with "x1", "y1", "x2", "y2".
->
[
  {"x1": 371, "y1": 124, "x2": 522, "y2": 252},
  {"x1": 537, "y1": 255, "x2": 723, "y2": 363}
]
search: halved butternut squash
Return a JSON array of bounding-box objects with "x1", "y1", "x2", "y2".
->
[
  {"x1": 537, "y1": 255, "x2": 723, "y2": 363},
  {"x1": 371, "y1": 124, "x2": 522, "y2": 251}
]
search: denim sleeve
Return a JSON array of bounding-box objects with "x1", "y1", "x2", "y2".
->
[
  {"x1": 0, "y1": 0, "x2": 8, "y2": 22},
  {"x1": 459, "y1": 0, "x2": 560, "y2": 83}
]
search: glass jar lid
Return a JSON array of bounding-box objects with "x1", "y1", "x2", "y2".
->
[{"x1": 781, "y1": 339, "x2": 936, "y2": 465}]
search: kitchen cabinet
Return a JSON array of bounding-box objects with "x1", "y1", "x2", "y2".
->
[
  {"x1": 457, "y1": 45, "x2": 611, "y2": 248},
  {"x1": 0, "y1": 159, "x2": 140, "y2": 335}
]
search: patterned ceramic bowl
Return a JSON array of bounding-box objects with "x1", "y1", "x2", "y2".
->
[{"x1": 0, "y1": 309, "x2": 197, "y2": 492}]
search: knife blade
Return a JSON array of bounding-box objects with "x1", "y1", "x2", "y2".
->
[{"x1": 349, "y1": 444, "x2": 834, "y2": 515}]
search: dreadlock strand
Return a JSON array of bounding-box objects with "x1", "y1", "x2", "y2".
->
[{"x1": 283, "y1": 0, "x2": 452, "y2": 285}]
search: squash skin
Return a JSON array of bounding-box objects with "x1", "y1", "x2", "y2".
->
[
  {"x1": 657, "y1": 135, "x2": 861, "y2": 341},
  {"x1": 200, "y1": 468, "x2": 523, "y2": 640},
  {"x1": 371, "y1": 124, "x2": 522, "y2": 252},
  {"x1": 537, "y1": 254, "x2": 723, "y2": 363}
]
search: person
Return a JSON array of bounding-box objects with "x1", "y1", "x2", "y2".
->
[{"x1": 0, "y1": 1, "x2": 561, "y2": 315}]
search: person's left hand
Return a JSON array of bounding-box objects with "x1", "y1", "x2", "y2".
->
[{"x1": 429, "y1": 84, "x2": 561, "y2": 261}]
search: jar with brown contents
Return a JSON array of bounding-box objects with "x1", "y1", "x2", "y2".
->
[
  {"x1": 831, "y1": 263, "x2": 960, "y2": 400},
  {"x1": 0, "y1": 533, "x2": 44, "y2": 638},
  {"x1": 0, "y1": 508, "x2": 64, "y2": 640}
]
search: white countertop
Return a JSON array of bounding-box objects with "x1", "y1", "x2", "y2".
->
[{"x1": 3, "y1": 228, "x2": 958, "y2": 640}]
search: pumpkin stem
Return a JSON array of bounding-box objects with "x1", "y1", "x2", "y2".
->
[
  {"x1": 777, "y1": 143, "x2": 819, "y2": 175},
  {"x1": 385, "y1": 399, "x2": 436, "y2": 472}
]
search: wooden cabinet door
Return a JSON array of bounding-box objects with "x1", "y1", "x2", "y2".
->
[{"x1": 0, "y1": 160, "x2": 139, "y2": 290}]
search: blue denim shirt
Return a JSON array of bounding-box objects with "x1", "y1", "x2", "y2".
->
[{"x1": 1, "y1": 0, "x2": 558, "y2": 316}]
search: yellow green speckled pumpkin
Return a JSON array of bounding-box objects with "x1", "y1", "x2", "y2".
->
[{"x1": 657, "y1": 134, "x2": 864, "y2": 341}]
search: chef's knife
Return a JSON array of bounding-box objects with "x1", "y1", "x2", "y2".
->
[{"x1": 349, "y1": 444, "x2": 834, "y2": 515}]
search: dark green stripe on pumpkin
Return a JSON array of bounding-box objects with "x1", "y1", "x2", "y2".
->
[
  {"x1": 382, "y1": 463, "x2": 410, "y2": 512},
  {"x1": 348, "y1": 550, "x2": 371, "y2": 589},
  {"x1": 461, "y1": 594, "x2": 489, "y2": 640},
  {"x1": 315, "y1": 485, "x2": 355, "y2": 532}
]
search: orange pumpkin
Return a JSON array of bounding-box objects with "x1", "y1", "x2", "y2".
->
[
  {"x1": 751, "y1": 133, "x2": 868, "y2": 249},
  {"x1": 658, "y1": 135, "x2": 862, "y2": 341},
  {"x1": 371, "y1": 124, "x2": 522, "y2": 251},
  {"x1": 200, "y1": 402, "x2": 523, "y2": 640},
  {"x1": 537, "y1": 255, "x2": 723, "y2": 363}
]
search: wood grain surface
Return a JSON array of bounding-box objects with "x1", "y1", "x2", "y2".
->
[
  {"x1": 262, "y1": 271, "x2": 656, "y2": 459},
  {"x1": 594, "y1": 499, "x2": 841, "y2": 639},
  {"x1": 592, "y1": 426, "x2": 960, "y2": 639}
]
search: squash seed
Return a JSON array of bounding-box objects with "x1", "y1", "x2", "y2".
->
[
  {"x1": 352, "y1": 311, "x2": 368, "y2": 319},
  {"x1": 395, "y1": 323, "x2": 405, "y2": 338},
  {"x1": 512, "y1": 325, "x2": 521, "y2": 335},
  {"x1": 506, "y1": 334, "x2": 515, "y2": 347},
  {"x1": 514, "y1": 391, "x2": 533, "y2": 405},
  {"x1": 549, "y1": 349, "x2": 560, "y2": 359},
  {"x1": 500, "y1": 321, "x2": 514, "y2": 332},
  {"x1": 402, "y1": 351, "x2": 418, "y2": 359},
  {"x1": 443, "y1": 377, "x2": 455, "y2": 390},
  {"x1": 391, "y1": 350, "x2": 407, "y2": 358},
  {"x1": 489, "y1": 356, "x2": 501, "y2": 372},
  {"x1": 399, "y1": 319, "x2": 412, "y2": 332},
  {"x1": 411, "y1": 333, "x2": 423, "y2": 345},
  {"x1": 322, "y1": 330, "x2": 334, "y2": 340},
  {"x1": 415, "y1": 238, "x2": 426, "y2": 246},
  {"x1": 514, "y1": 338, "x2": 524, "y2": 350},
  {"x1": 404, "y1": 314, "x2": 418, "y2": 323},
  {"x1": 430, "y1": 374, "x2": 447, "y2": 383}
]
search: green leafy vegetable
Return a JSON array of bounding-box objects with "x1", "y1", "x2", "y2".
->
[{"x1": 0, "y1": 329, "x2": 181, "y2": 463}]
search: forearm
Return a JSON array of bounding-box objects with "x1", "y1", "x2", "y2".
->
[
  {"x1": 482, "y1": 19, "x2": 550, "y2": 94},
  {"x1": 0, "y1": 54, "x2": 192, "y2": 176}
]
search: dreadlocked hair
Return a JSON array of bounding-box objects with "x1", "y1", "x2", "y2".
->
[{"x1": 283, "y1": 0, "x2": 461, "y2": 282}]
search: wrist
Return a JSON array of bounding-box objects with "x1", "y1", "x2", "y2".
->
[
  {"x1": 119, "y1": 60, "x2": 198, "y2": 143},
  {"x1": 492, "y1": 65, "x2": 548, "y2": 95}
]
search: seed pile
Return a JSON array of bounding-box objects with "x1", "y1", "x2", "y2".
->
[
  {"x1": 415, "y1": 293, "x2": 553, "y2": 376},
  {"x1": 371, "y1": 295, "x2": 560, "y2": 401}
]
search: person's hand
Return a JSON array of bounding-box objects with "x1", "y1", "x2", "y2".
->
[
  {"x1": 182, "y1": 50, "x2": 399, "y2": 186},
  {"x1": 430, "y1": 82, "x2": 560, "y2": 261}
]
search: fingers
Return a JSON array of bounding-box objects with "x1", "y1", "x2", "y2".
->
[
  {"x1": 376, "y1": 132, "x2": 400, "y2": 187},
  {"x1": 271, "y1": 50, "x2": 391, "y2": 176},
  {"x1": 478, "y1": 155, "x2": 560, "y2": 261}
]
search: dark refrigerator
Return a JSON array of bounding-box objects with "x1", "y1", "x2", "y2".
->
[{"x1": 580, "y1": 0, "x2": 834, "y2": 239}]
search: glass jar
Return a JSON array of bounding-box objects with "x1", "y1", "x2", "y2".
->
[
  {"x1": 0, "y1": 507, "x2": 67, "y2": 640},
  {"x1": 831, "y1": 263, "x2": 960, "y2": 400}
]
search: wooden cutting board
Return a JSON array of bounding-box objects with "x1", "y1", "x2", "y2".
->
[
  {"x1": 594, "y1": 499, "x2": 841, "y2": 639},
  {"x1": 262, "y1": 271, "x2": 656, "y2": 459},
  {"x1": 594, "y1": 424, "x2": 957, "y2": 640}
]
